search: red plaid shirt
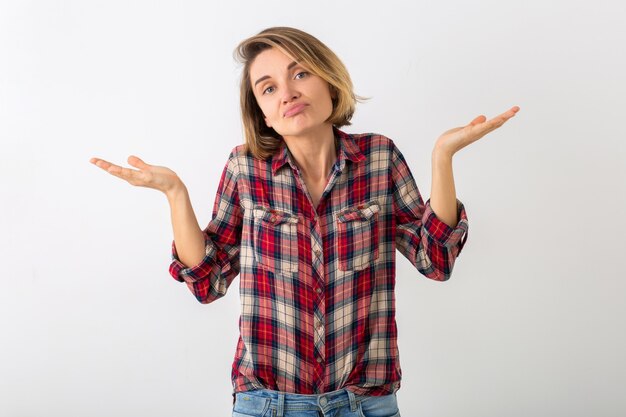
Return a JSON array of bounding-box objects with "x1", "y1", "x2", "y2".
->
[{"x1": 170, "y1": 127, "x2": 469, "y2": 397}]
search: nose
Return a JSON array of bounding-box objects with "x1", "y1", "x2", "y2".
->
[{"x1": 281, "y1": 82, "x2": 300, "y2": 103}]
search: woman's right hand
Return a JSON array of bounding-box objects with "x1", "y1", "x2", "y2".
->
[{"x1": 89, "y1": 155, "x2": 185, "y2": 198}]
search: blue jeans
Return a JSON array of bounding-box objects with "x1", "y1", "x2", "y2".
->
[{"x1": 232, "y1": 387, "x2": 401, "y2": 417}]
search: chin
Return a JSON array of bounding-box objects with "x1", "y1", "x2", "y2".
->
[
  {"x1": 279, "y1": 120, "x2": 330, "y2": 138},
  {"x1": 275, "y1": 125, "x2": 313, "y2": 138}
]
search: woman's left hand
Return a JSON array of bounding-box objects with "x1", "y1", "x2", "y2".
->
[{"x1": 434, "y1": 106, "x2": 520, "y2": 157}]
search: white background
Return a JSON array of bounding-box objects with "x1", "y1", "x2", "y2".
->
[{"x1": 1, "y1": 0, "x2": 625, "y2": 416}]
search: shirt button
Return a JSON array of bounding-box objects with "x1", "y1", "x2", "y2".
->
[
  {"x1": 315, "y1": 288, "x2": 322, "y2": 294},
  {"x1": 314, "y1": 249, "x2": 321, "y2": 257},
  {"x1": 316, "y1": 356, "x2": 323, "y2": 363}
]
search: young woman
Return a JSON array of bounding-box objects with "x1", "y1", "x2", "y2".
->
[{"x1": 91, "y1": 26, "x2": 519, "y2": 417}]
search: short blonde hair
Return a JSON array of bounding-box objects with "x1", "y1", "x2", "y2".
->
[{"x1": 234, "y1": 27, "x2": 361, "y2": 160}]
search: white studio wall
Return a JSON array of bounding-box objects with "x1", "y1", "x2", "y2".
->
[{"x1": 1, "y1": 0, "x2": 625, "y2": 416}]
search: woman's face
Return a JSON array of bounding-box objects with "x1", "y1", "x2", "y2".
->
[{"x1": 249, "y1": 47, "x2": 335, "y2": 139}]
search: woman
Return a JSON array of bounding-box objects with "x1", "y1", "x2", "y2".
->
[{"x1": 91, "y1": 27, "x2": 519, "y2": 417}]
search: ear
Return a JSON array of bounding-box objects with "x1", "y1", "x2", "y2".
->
[
  {"x1": 329, "y1": 85, "x2": 338, "y2": 100},
  {"x1": 264, "y1": 116, "x2": 272, "y2": 128}
]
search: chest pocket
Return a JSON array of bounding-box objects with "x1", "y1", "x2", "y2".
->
[
  {"x1": 252, "y1": 206, "x2": 299, "y2": 274},
  {"x1": 335, "y1": 201, "x2": 381, "y2": 271}
]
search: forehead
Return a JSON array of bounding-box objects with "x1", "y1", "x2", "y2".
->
[{"x1": 249, "y1": 47, "x2": 299, "y2": 79}]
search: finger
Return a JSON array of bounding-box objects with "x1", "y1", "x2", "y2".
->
[
  {"x1": 107, "y1": 167, "x2": 148, "y2": 187},
  {"x1": 90, "y1": 157, "x2": 118, "y2": 172},
  {"x1": 90, "y1": 157, "x2": 143, "y2": 181},
  {"x1": 113, "y1": 165, "x2": 146, "y2": 182},
  {"x1": 127, "y1": 155, "x2": 150, "y2": 170},
  {"x1": 499, "y1": 106, "x2": 519, "y2": 120},
  {"x1": 497, "y1": 106, "x2": 520, "y2": 120},
  {"x1": 469, "y1": 115, "x2": 486, "y2": 126},
  {"x1": 483, "y1": 107, "x2": 519, "y2": 130}
]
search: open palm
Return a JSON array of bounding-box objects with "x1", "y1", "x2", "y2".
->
[
  {"x1": 89, "y1": 155, "x2": 182, "y2": 195},
  {"x1": 435, "y1": 106, "x2": 520, "y2": 156}
]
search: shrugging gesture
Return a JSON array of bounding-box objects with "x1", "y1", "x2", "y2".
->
[
  {"x1": 89, "y1": 155, "x2": 205, "y2": 267},
  {"x1": 435, "y1": 106, "x2": 520, "y2": 156},
  {"x1": 430, "y1": 106, "x2": 520, "y2": 228},
  {"x1": 89, "y1": 155, "x2": 184, "y2": 197}
]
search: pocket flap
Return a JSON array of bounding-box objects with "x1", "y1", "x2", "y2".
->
[
  {"x1": 253, "y1": 206, "x2": 299, "y2": 226},
  {"x1": 337, "y1": 201, "x2": 380, "y2": 223}
]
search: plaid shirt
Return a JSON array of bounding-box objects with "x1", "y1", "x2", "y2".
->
[{"x1": 169, "y1": 127, "x2": 469, "y2": 397}]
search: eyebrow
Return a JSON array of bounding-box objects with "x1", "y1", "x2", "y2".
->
[{"x1": 254, "y1": 61, "x2": 299, "y2": 87}]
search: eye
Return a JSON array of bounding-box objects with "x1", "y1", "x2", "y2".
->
[
  {"x1": 295, "y1": 71, "x2": 308, "y2": 80},
  {"x1": 262, "y1": 85, "x2": 275, "y2": 95}
]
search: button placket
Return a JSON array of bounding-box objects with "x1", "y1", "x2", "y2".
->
[
  {"x1": 314, "y1": 315, "x2": 325, "y2": 347},
  {"x1": 310, "y1": 219, "x2": 324, "y2": 279},
  {"x1": 312, "y1": 289, "x2": 325, "y2": 370},
  {"x1": 308, "y1": 211, "x2": 326, "y2": 380}
]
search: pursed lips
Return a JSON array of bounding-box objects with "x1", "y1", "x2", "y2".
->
[{"x1": 283, "y1": 103, "x2": 308, "y2": 118}]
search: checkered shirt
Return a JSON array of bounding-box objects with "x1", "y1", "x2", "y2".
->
[{"x1": 169, "y1": 127, "x2": 469, "y2": 396}]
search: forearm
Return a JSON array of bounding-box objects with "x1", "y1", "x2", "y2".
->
[
  {"x1": 167, "y1": 185, "x2": 206, "y2": 267},
  {"x1": 430, "y1": 149, "x2": 458, "y2": 228}
]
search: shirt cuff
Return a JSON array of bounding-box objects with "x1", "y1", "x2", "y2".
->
[
  {"x1": 422, "y1": 198, "x2": 469, "y2": 250},
  {"x1": 169, "y1": 231, "x2": 229, "y2": 283}
]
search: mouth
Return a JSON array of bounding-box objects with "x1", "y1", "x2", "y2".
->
[{"x1": 283, "y1": 103, "x2": 308, "y2": 118}]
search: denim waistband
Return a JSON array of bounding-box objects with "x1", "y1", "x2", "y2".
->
[{"x1": 235, "y1": 387, "x2": 359, "y2": 417}]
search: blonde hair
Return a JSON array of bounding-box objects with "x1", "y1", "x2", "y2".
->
[{"x1": 234, "y1": 27, "x2": 363, "y2": 160}]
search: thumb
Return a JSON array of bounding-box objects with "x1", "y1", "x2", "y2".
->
[
  {"x1": 470, "y1": 115, "x2": 486, "y2": 126},
  {"x1": 128, "y1": 155, "x2": 149, "y2": 170}
]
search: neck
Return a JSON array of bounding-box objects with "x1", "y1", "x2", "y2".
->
[{"x1": 282, "y1": 124, "x2": 337, "y2": 182}]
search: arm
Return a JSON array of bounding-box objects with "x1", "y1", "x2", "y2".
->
[
  {"x1": 169, "y1": 152, "x2": 243, "y2": 304},
  {"x1": 89, "y1": 152, "x2": 242, "y2": 303},
  {"x1": 429, "y1": 150, "x2": 459, "y2": 228},
  {"x1": 430, "y1": 106, "x2": 520, "y2": 225},
  {"x1": 90, "y1": 154, "x2": 206, "y2": 261},
  {"x1": 392, "y1": 141, "x2": 469, "y2": 281},
  {"x1": 166, "y1": 185, "x2": 206, "y2": 268}
]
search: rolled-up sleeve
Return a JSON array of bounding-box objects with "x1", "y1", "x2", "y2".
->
[
  {"x1": 169, "y1": 151, "x2": 242, "y2": 303},
  {"x1": 391, "y1": 141, "x2": 469, "y2": 281},
  {"x1": 421, "y1": 198, "x2": 469, "y2": 253}
]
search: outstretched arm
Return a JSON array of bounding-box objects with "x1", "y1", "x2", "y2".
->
[
  {"x1": 90, "y1": 155, "x2": 206, "y2": 266},
  {"x1": 430, "y1": 106, "x2": 520, "y2": 227}
]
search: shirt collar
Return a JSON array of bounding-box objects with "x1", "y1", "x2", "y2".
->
[{"x1": 271, "y1": 126, "x2": 366, "y2": 176}]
